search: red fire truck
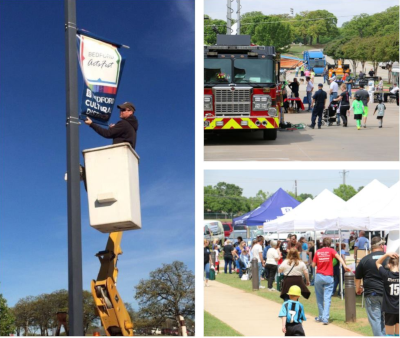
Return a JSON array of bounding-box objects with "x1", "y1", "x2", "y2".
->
[{"x1": 204, "y1": 34, "x2": 282, "y2": 140}]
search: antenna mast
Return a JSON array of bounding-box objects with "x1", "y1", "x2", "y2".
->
[
  {"x1": 236, "y1": 0, "x2": 241, "y2": 35},
  {"x1": 226, "y1": 0, "x2": 233, "y2": 35}
]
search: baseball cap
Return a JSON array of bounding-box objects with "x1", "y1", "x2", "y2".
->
[
  {"x1": 117, "y1": 102, "x2": 136, "y2": 111},
  {"x1": 318, "y1": 83, "x2": 323, "y2": 87}
]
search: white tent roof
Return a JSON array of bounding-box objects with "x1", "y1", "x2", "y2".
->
[
  {"x1": 280, "y1": 190, "x2": 345, "y2": 232},
  {"x1": 369, "y1": 183, "x2": 400, "y2": 231},
  {"x1": 318, "y1": 179, "x2": 389, "y2": 230},
  {"x1": 264, "y1": 198, "x2": 313, "y2": 233}
]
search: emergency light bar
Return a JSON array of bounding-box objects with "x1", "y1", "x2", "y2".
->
[{"x1": 206, "y1": 45, "x2": 266, "y2": 51}]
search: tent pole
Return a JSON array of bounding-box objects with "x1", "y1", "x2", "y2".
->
[
  {"x1": 369, "y1": 232, "x2": 371, "y2": 254},
  {"x1": 314, "y1": 231, "x2": 317, "y2": 282},
  {"x1": 339, "y1": 229, "x2": 343, "y2": 300}
]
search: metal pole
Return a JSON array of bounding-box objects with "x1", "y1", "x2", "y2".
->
[
  {"x1": 314, "y1": 231, "x2": 317, "y2": 280},
  {"x1": 339, "y1": 229, "x2": 343, "y2": 300},
  {"x1": 236, "y1": 0, "x2": 241, "y2": 35},
  {"x1": 226, "y1": 0, "x2": 232, "y2": 35},
  {"x1": 65, "y1": 0, "x2": 84, "y2": 335}
]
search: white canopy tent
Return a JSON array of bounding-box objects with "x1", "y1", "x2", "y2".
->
[
  {"x1": 316, "y1": 179, "x2": 389, "y2": 231},
  {"x1": 369, "y1": 184, "x2": 400, "y2": 231},
  {"x1": 263, "y1": 198, "x2": 313, "y2": 233}
]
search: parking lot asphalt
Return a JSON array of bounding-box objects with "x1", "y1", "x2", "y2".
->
[{"x1": 204, "y1": 74, "x2": 399, "y2": 161}]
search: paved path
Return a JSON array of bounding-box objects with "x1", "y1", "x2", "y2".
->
[{"x1": 204, "y1": 280, "x2": 363, "y2": 336}]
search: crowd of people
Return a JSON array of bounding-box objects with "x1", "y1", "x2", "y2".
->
[
  {"x1": 284, "y1": 65, "x2": 399, "y2": 131},
  {"x1": 204, "y1": 233, "x2": 399, "y2": 336}
]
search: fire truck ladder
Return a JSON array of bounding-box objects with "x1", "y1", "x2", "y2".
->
[{"x1": 91, "y1": 231, "x2": 134, "y2": 336}]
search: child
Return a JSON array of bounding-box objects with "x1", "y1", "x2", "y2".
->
[
  {"x1": 351, "y1": 94, "x2": 364, "y2": 130},
  {"x1": 213, "y1": 245, "x2": 220, "y2": 274},
  {"x1": 376, "y1": 252, "x2": 399, "y2": 337},
  {"x1": 279, "y1": 285, "x2": 307, "y2": 336},
  {"x1": 373, "y1": 99, "x2": 386, "y2": 128}
]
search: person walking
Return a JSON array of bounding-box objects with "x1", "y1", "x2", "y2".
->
[
  {"x1": 279, "y1": 286, "x2": 307, "y2": 336},
  {"x1": 355, "y1": 84, "x2": 370, "y2": 128},
  {"x1": 329, "y1": 78, "x2": 339, "y2": 102},
  {"x1": 355, "y1": 237, "x2": 387, "y2": 336},
  {"x1": 305, "y1": 76, "x2": 314, "y2": 111},
  {"x1": 288, "y1": 78, "x2": 300, "y2": 112},
  {"x1": 295, "y1": 65, "x2": 299, "y2": 77},
  {"x1": 345, "y1": 73, "x2": 354, "y2": 99},
  {"x1": 333, "y1": 83, "x2": 351, "y2": 127},
  {"x1": 223, "y1": 239, "x2": 235, "y2": 274},
  {"x1": 313, "y1": 237, "x2": 351, "y2": 325},
  {"x1": 351, "y1": 93, "x2": 365, "y2": 130},
  {"x1": 322, "y1": 67, "x2": 328, "y2": 84},
  {"x1": 377, "y1": 77, "x2": 384, "y2": 100},
  {"x1": 308, "y1": 83, "x2": 327, "y2": 129},
  {"x1": 252, "y1": 236, "x2": 266, "y2": 289},
  {"x1": 308, "y1": 241, "x2": 315, "y2": 286},
  {"x1": 354, "y1": 230, "x2": 370, "y2": 259},
  {"x1": 376, "y1": 252, "x2": 399, "y2": 337},
  {"x1": 262, "y1": 237, "x2": 271, "y2": 280},
  {"x1": 373, "y1": 99, "x2": 386, "y2": 128},
  {"x1": 85, "y1": 102, "x2": 139, "y2": 149},
  {"x1": 332, "y1": 243, "x2": 346, "y2": 297},
  {"x1": 204, "y1": 239, "x2": 212, "y2": 287},
  {"x1": 265, "y1": 240, "x2": 282, "y2": 291},
  {"x1": 278, "y1": 248, "x2": 311, "y2": 301},
  {"x1": 300, "y1": 64, "x2": 305, "y2": 77}
]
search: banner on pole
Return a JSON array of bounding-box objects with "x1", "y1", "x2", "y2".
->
[{"x1": 77, "y1": 30, "x2": 126, "y2": 126}]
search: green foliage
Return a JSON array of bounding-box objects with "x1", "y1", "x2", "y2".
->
[
  {"x1": 290, "y1": 10, "x2": 338, "y2": 45},
  {"x1": 12, "y1": 289, "x2": 98, "y2": 336},
  {"x1": 204, "y1": 182, "x2": 247, "y2": 215},
  {"x1": 0, "y1": 293, "x2": 16, "y2": 336},
  {"x1": 134, "y1": 261, "x2": 194, "y2": 330},
  {"x1": 253, "y1": 17, "x2": 293, "y2": 53},
  {"x1": 204, "y1": 16, "x2": 227, "y2": 45},
  {"x1": 333, "y1": 184, "x2": 357, "y2": 201}
]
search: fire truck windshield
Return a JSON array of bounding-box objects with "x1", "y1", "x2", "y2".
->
[
  {"x1": 233, "y1": 59, "x2": 274, "y2": 84},
  {"x1": 204, "y1": 59, "x2": 231, "y2": 84}
]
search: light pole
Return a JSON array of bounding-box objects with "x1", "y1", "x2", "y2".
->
[{"x1": 64, "y1": 0, "x2": 84, "y2": 335}]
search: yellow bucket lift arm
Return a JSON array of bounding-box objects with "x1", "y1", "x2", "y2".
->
[{"x1": 91, "y1": 232, "x2": 134, "y2": 336}]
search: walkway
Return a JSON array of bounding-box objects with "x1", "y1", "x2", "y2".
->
[{"x1": 204, "y1": 280, "x2": 363, "y2": 336}]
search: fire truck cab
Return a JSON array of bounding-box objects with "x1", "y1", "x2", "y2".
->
[{"x1": 204, "y1": 34, "x2": 282, "y2": 140}]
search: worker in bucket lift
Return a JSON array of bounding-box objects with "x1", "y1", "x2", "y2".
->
[{"x1": 85, "y1": 102, "x2": 138, "y2": 149}]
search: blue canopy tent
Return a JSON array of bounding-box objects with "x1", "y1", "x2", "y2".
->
[{"x1": 233, "y1": 188, "x2": 300, "y2": 226}]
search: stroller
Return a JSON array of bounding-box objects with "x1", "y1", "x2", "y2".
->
[{"x1": 322, "y1": 101, "x2": 339, "y2": 126}]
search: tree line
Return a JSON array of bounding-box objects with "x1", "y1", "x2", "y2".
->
[
  {"x1": 324, "y1": 6, "x2": 399, "y2": 82},
  {"x1": 204, "y1": 182, "x2": 363, "y2": 216},
  {"x1": 204, "y1": 6, "x2": 399, "y2": 79},
  {"x1": 0, "y1": 261, "x2": 195, "y2": 336}
]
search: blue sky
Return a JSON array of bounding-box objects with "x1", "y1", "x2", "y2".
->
[
  {"x1": 205, "y1": 170, "x2": 399, "y2": 197},
  {"x1": 0, "y1": 0, "x2": 194, "y2": 309}
]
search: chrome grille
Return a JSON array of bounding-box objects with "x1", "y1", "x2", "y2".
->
[{"x1": 213, "y1": 87, "x2": 252, "y2": 116}]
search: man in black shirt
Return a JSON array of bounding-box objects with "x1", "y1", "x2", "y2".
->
[
  {"x1": 308, "y1": 84, "x2": 327, "y2": 129},
  {"x1": 355, "y1": 237, "x2": 387, "y2": 336},
  {"x1": 85, "y1": 102, "x2": 139, "y2": 149}
]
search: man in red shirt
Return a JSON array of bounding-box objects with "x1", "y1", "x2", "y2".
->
[{"x1": 312, "y1": 237, "x2": 351, "y2": 325}]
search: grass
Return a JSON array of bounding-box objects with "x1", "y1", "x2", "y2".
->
[
  {"x1": 204, "y1": 311, "x2": 243, "y2": 336},
  {"x1": 215, "y1": 265, "x2": 373, "y2": 336}
]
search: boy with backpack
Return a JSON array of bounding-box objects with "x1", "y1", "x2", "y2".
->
[{"x1": 373, "y1": 99, "x2": 386, "y2": 128}]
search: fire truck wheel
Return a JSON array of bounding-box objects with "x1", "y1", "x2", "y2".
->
[{"x1": 263, "y1": 129, "x2": 277, "y2": 140}]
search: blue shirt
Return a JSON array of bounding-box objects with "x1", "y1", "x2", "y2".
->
[
  {"x1": 355, "y1": 237, "x2": 370, "y2": 250},
  {"x1": 262, "y1": 245, "x2": 271, "y2": 260},
  {"x1": 235, "y1": 245, "x2": 242, "y2": 256},
  {"x1": 279, "y1": 300, "x2": 307, "y2": 324}
]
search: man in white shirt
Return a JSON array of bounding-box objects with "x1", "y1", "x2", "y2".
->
[
  {"x1": 251, "y1": 237, "x2": 265, "y2": 289},
  {"x1": 305, "y1": 76, "x2": 314, "y2": 111},
  {"x1": 390, "y1": 84, "x2": 399, "y2": 94},
  {"x1": 329, "y1": 79, "x2": 339, "y2": 102}
]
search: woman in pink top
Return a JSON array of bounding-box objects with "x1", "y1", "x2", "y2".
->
[
  {"x1": 312, "y1": 237, "x2": 351, "y2": 325},
  {"x1": 304, "y1": 69, "x2": 310, "y2": 77}
]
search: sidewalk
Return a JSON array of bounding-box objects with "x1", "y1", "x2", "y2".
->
[{"x1": 204, "y1": 280, "x2": 363, "y2": 336}]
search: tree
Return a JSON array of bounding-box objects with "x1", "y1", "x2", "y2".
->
[
  {"x1": 333, "y1": 184, "x2": 357, "y2": 201},
  {"x1": 246, "y1": 190, "x2": 270, "y2": 210},
  {"x1": 82, "y1": 291, "x2": 99, "y2": 335},
  {"x1": 0, "y1": 293, "x2": 16, "y2": 336},
  {"x1": 135, "y1": 261, "x2": 194, "y2": 336},
  {"x1": 204, "y1": 182, "x2": 247, "y2": 215},
  {"x1": 204, "y1": 16, "x2": 227, "y2": 45},
  {"x1": 252, "y1": 16, "x2": 293, "y2": 53}
]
